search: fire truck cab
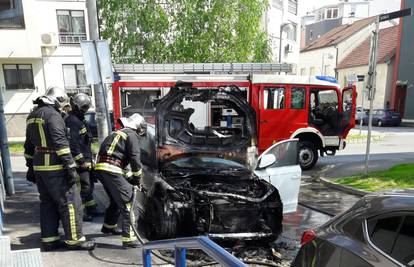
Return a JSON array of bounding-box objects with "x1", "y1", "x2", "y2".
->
[{"x1": 112, "y1": 64, "x2": 356, "y2": 170}]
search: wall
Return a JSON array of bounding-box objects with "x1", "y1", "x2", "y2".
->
[
  {"x1": 298, "y1": 46, "x2": 337, "y2": 77},
  {"x1": 265, "y1": 0, "x2": 300, "y2": 67},
  {"x1": 397, "y1": 0, "x2": 414, "y2": 119},
  {"x1": 337, "y1": 62, "x2": 393, "y2": 110},
  {"x1": 304, "y1": 18, "x2": 342, "y2": 46}
]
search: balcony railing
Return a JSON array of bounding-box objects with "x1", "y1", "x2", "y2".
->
[
  {"x1": 59, "y1": 32, "x2": 87, "y2": 44},
  {"x1": 65, "y1": 85, "x2": 92, "y2": 96}
]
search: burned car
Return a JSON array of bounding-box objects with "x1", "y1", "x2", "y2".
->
[{"x1": 137, "y1": 84, "x2": 300, "y2": 242}]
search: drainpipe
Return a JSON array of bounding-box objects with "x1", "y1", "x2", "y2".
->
[
  {"x1": 334, "y1": 46, "x2": 339, "y2": 79},
  {"x1": 0, "y1": 88, "x2": 15, "y2": 195}
]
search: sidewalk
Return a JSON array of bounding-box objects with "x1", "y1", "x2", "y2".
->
[{"x1": 3, "y1": 159, "x2": 147, "y2": 266}]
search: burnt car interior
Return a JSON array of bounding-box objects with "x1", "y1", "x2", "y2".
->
[
  {"x1": 165, "y1": 88, "x2": 251, "y2": 148},
  {"x1": 138, "y1": 84, "x2": 283, "y2": 243}
]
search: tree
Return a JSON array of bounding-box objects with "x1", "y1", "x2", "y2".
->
[{"x1": 98, "y1": 0, "x2": 271, "y2": 63}]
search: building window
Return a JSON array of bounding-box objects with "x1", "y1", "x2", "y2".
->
[
  {"x1": 263, "y1": 87, "x2": 285, "y2": 110},
  {"x1": 300, "y1": 68, "x2": 306, "y2": 75},
  {"x1": 62, "y1": 64, "x2": 90, "y2": 95},
  {"x1": 286, "y1": 23, "x2": 297, "y2": 41},
  {"x1": 0, "y1": 0, "x2": 25, "y2": 28},
  {"x1": 2, "y1": 64, "x2": 34, "y2": 89},
  {"x1": 57, "y1": 10, "x2": 87, "y2": 44},
  {"x1": 326, "y1": 8, "x2": 339, "y2": 19},
  {"x1": 288, "y1": 0, "x2": 297, "y2": 15},
  {"x1": 310, "y1": 67, "x2": 315, "y2": 75},
  {"x1": 272, "y1": 0, "x2": 282, "y2": 9}
]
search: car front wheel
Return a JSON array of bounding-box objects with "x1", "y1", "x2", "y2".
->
[
  {"x1": 299, "y1": 141, "x2": 318, "y2": 170},
  {"x1": 377, "y1": 119, "x2": 383, "y2": 127}
]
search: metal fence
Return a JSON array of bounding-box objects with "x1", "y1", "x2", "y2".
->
[{"x1": 141, "y1": 236, "x2": 247, "y2": 267}]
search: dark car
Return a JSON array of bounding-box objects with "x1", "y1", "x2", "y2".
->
[
  {"x1": 362, "y1": 109, "x2": 401, "y2": 127},
  {"x1": 135, "y1": 85, "x2": 287, "y2": 242},
  {"x1": 292, "y1": 190, "x2": 414, "y2": 267},
  {"x1": 84, "y1": 112, "x2": 115, "y2": 138}
]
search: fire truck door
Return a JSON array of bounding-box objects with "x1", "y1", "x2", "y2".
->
[
  {"x1": 341, "y1": 86, "x2": 356, "y2": 135},
  {"x1": 258, "y1": 86, "x2": 286, "y2": 151}
]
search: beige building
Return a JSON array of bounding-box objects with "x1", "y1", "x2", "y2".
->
[
  {"x1": 337, "y1": 26, "x2": 398, "y2": 109},
  {"x1": 298, "y1": 17, "x2": 375, "y2": 78}
]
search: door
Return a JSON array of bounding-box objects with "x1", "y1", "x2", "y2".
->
[
  {"x1": 341, "y1": 86, "x2": 356, "y2": 137},
  {"x1": 258, "y1": 86, "x2": 287, "y2": 151},
  {"x1": 254, "y1": 139, "x2": 302, "y2": 214},
  {"x1": 395, "y1": 85, "x2": 407, "y2": 117}
]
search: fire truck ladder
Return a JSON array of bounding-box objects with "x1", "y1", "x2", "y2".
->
[{"x1": 114, "y1": 63, "x2": 293, "y2": 75}]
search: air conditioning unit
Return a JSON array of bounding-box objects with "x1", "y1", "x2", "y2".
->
[
  {"x1": 41, "y1": 32, "x2": 58, "y2": 47},
  {"x1": 285, "y1": 44, "x2": 293, "y2": 53}
]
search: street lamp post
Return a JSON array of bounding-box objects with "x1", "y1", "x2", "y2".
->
[{"x1": 278, "y1": 23, "x2": 293, "y2": 63}]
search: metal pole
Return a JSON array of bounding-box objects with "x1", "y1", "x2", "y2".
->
[
  {"x1": 321, "y1": 54, "x2": 325, "y2": 75},
  {"x1": 86, "y1": 0, "x2": 110, "y2": 143},
  {"x1": 0, "y1": 89, "x2": 15, "y2": 195},
  {"x1": 364, "y1": 17, "x2": 380, "y2": 177}
]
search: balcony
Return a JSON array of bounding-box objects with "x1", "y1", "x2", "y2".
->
[
  {"x1": 58, "y1": 32, "x2": 87, "y2": 44},
  {"x1": 65, "y1": 85, "x2": 92, "y2": 96}
]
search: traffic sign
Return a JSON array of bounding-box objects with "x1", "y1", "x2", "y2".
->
[{"x1": 379, "y1": 8, "x2": 411, "y2": 22}]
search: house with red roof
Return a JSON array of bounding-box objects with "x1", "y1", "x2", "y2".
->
[
  {"x1": 298, "y1": 17, "x2": 376, "y2": 78},
  {"x1": 337, "y1": 25, "x2": 399, "y2": 110}
]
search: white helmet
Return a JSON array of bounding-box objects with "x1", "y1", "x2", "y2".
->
[
  {"x1": 42, "y1": 86, "x2": 69, "y2": 110},
  {"x1": 119, "y1": 113, "x2": 147, "y2": 135}
]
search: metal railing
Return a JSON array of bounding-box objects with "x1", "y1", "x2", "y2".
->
[
  {"x1": 59, "y1": 32, "x2": 87, "y2": 44},
  {"x1": 141, "y1": 236, "x2": 247, "y2": 267}
]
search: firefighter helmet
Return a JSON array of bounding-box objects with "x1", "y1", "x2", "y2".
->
[
  {"x1": 118, "y1": 113, "x2": 147, "y2": 135},
  {"x1": 43, "y1": 86, "x2": 70, "y2": 110},
  {"x1": 71, "y1": 93, "x2": 92, "y2": 114}
]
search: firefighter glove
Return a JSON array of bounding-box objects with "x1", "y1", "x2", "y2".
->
[
  {"x1": 67, "y1": 168, "x2": 79, "y2": 187},
  {"x1": 26, "y1": 166, "x2": 36, "y2": 184}
]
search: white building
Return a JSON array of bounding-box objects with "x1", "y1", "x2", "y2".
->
[
  {"x1": 302, "y1": 0, "x2": 371, "y2": 47},
  {"x1": 298, "y1": 17, "x2": 375, "y2": 78},
  {"x1": 265, "y1": 0, "x2": 300, "y2": 67},
  {"x1": 0, "y1": 0, "x2": 92, "y2": 138}
]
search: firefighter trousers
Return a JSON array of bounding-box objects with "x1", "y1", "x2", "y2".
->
[
  {"x1": 78, "y1": 169, "x2": 96, "y2": 210},
  {"x1": 35, "y1": 169, "x2": 85, "y2": 245},
  {"x1": 97, "y1": 170, "x2": 137, "y2": 243}
]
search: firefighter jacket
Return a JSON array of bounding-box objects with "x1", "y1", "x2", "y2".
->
[
  {"x1": 95, "y1": 128, "x2": 142, "y2": 178},
  {"x1": 65, "y1": 112, "x2": 93, "y2": 166},
  {"x1": 24, "y1": 104, "x2": 76, "y2": 171}
]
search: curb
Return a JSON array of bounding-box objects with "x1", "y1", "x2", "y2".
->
[{"x1": 318, "y1": 177, "x2": 369, "y2": 197}]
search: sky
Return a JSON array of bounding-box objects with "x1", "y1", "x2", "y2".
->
[{"x1": 298, "y1": 0, "x2": 401, "y2": 17}]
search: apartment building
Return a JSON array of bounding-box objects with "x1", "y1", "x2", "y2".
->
[
  {"x1": 265, "y1": 0, "x2": 300, "y2": 66},
  {"x1": 0, "y1": 0, "x2": 91, "y2": 137}
]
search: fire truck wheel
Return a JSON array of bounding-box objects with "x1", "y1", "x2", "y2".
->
[{"x1": 299, "y1": 141, "x2": 318, "y2": 170}]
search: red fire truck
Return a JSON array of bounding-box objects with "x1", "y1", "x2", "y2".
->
[{"x1": 111, "y1": 63, "x2": 356, "y2": 169}]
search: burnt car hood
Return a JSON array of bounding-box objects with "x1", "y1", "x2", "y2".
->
[{"x1": 155, "y1": 85, "x2": 257, "y2": 167}]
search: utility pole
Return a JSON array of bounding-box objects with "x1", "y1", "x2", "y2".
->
[
  {"x1": 86, "y1": 0, "x2": 110, "y2": 143},
  {"x1": 363, "y1": 8, "x2": 412, "y2": 176},
  {"x1": 0, "y1": 89, "x2": 14, "y2": 195}
]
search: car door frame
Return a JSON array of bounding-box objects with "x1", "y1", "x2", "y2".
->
[{"x1": 254, "y1": 138, "x2": 302, "y2": 214}]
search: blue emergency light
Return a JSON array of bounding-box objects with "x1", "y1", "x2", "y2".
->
[{"x1": 315, "y1": 76, "x2": 338, "y2": 84}]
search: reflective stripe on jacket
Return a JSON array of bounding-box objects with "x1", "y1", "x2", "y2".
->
[{"x1": 24, "y1": 104, "x2": 76, "y2": 171}]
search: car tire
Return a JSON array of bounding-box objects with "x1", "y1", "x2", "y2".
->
[
  {"x1": 377, "y1": 120, "x2": 383, "y2": 127},
  {"x1": 299, "y1": 141, "x2": 318, "y2": 170},
  {"x1": 144, "y1": 196, "x2": 177, "y2": 240}
]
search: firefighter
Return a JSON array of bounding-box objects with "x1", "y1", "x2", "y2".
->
[
  {"x1": 65, "y1": 93, "x2": 101, "y2": 221},
  {"x1": 24, "y1": 87, "x2": 95, "y2": 251},
  {"x1": 95, "y1": 113, "x2": 146, "y2": 248}
]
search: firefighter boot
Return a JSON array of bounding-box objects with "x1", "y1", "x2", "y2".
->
[
  {"x1": 41, "y1": 240, "x2": 66, "y2": 252},
  {"x1": 66, "y1": 240, "x2": 96, "y2": 251}
]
